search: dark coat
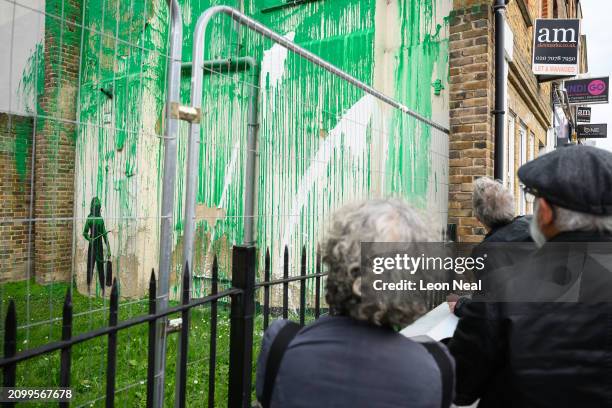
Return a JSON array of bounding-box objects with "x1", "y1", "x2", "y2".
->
[
  {"x1": 256, "y1": 315, "x2": 455, "y2": 408},
  {"x1": 448, "y1": 231, "x2": 612, "y2": 408},
  {"x1": 482, "y1": 215, "x2": 532, "y2": 243},
  {"x1": 454, "y1": 216, "x2": 534, "y2": 317}
]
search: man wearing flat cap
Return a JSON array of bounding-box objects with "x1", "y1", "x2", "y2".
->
[{"x1": 448, "y1": 145, "x2": 612, "y2": 408}]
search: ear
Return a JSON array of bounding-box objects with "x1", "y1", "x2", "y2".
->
[{"x1": 537, "y1": 198, "x2": 555, "y2": 227}]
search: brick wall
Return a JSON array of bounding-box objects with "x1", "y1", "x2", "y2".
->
[
  {"x1": 0, "y1": 114, "x2": 34, "y2": 283},
  {"x1": 448, "y1": 0, "x2": 559, "y2": 242},
  {"x1": 448, "y1": 2, "x2": 494, "y2": 242},
  {"x1": 33, "y1": 0, "x2": 82, "y2": 283}
]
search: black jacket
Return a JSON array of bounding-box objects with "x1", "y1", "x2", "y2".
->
[
  {"x1": 482, "y1": 215, "x2": 532, "y2": 243},
  {"x1": 448, "y1": 231, "x2": 612, "y2": 408},
  {"x1": 454, "y1": 216, "x2": 534, "y2": 317}
]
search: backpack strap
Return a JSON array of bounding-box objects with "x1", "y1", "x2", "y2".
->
[
  {"x1": 261, "y1": 321, "x2": 302, "y2": 408},
  {"x1": 421, "y1": 342, "x2": 454, "y2": 408}
]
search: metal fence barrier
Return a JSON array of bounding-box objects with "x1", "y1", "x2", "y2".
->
[{"x1": 0, "y1": 245, "x2": 327, "y2": 408}]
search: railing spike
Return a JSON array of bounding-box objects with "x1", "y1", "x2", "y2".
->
[
  {"x1": 315, "y1": 246, "x2": 322, "y2": 319},
  {"x1": 4, "y1": 300, "x2": 16, "y2": 356},
  {"x1": 183, "y1": 262, "x2": 190, "y2": 302},
  {"x1": 283, "y1": 246, "x2": 289, "y2": 319},
  {"x1": 150, "y1": 268, "x2": 156, "y2": 285},
  {"x1": 264, "y1": 247, "x2": 271, "y2": 330},
  {"x1": 106, "y1": 279, "x2": 119, "y2": 408},
  {"x1": 3, "y1": 300, "x2": 17, "y2": 392},
  {"x1": 300, "y1": 246, "x2": 307, "y2": 326},
  {"x1": 60, "y1": 288, "x2": 73, "y2": 408}
]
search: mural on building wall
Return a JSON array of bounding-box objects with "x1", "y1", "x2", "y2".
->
[
  {"x1": 14, "y1": 0, "x2": 451, "y2": 300},
  {"x1": 82, "y1": 197, "x2": 112, "y2": 294}
]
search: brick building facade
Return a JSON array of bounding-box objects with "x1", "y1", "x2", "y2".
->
[
  {"x1": 33, "y1": 0, "x2": 82, "y2": 283},
  {"x1": 448, "y1": 0, "x2": 586, "y2": 242},
  {"x1": 0, "y1": 114, "x2": 34, "y2": 283},
  {"x1": 1, "y1": 0, "x2": 81, "y2": 284}
]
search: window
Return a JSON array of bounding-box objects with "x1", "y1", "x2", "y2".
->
[
  {"x1": 527, "y1": 132, "x2": 536, "y2": 213},
  {"x1": 505, "y1": 113, "x2": 516, "y2": 195},
  {"x1": 518, "y1": 124, "x2": 528, "y2": 215}
]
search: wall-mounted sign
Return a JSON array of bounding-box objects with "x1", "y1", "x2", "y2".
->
[
  {"x1": 576, "y1": 124, "x2": 607, "y2": 138},
  {"x1": 566, "y1": 77, "x2": 609, "y2": 104},
  {"x1": 576, "y1": 107, "x2": 591, "y2": 123},
  {"x1": 532, "y1": 19, "x2": 580, "y2": 76}
]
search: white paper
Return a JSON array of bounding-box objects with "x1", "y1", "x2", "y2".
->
[{"x1": 400, "y1": 303, "x2": 459, "y2": 341}]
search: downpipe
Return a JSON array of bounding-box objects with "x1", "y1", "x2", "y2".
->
[{"x1": 493, "y1": 0, "x2": 509, "y2": 180}]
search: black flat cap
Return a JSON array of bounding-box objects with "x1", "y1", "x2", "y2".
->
[{"x1": 517, "y1": 145, "x2": 612, "y2": 215}]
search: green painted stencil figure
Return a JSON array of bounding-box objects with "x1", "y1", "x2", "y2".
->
[{"x1": 83, "y1": 197, "x2": 111, "y2": 293}]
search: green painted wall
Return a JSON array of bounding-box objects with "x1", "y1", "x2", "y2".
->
[{"x1": 17, "y1": 0, "x2": 450, "y2": 298}]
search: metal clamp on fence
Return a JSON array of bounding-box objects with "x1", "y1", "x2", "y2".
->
[{"x1": 170, "y1": 102, "x2": 201, "y2": 123}]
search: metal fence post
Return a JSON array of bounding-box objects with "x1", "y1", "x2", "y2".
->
[
  {"x1": 155, "y1": 1, "x2": 183, "y2": 406},
  {"x1": 106, "y1": 280, "x2": 119, "y2": 408},
  {"x1": 59, "y1": 289, "x2": 73, "y2": 408},
  {"x1": 146, "y1": 270, "x2": 157, "y2": 408},
  {"x1": 228, "y1": 246, "x2": 256, "y2": 408}
]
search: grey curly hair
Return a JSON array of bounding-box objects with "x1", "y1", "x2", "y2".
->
[
  {"x1": 322, "y1": 198, "x2": 438, "y2": 329},
  {"x1": 472, "y1": 177, "x2": 515, "y2": 228}
]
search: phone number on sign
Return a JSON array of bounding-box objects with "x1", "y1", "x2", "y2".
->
[{"x1": 0, "y1": 388, "x2": 73, "y2": 402}]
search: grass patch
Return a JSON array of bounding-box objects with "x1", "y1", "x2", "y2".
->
[{"x1": 0, "y1": 280, "x2": 316, "y2": 407}]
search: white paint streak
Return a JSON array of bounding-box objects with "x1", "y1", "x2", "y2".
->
[
  {"x1": 206, "y1": 140, "x2": 240, "y2": 249},
  {"x1": 277, "y1": 95, "x2": 378, "y2": 270},
  {"x1": 260, "y1": 31, "x2": 295, "y2": 109}
]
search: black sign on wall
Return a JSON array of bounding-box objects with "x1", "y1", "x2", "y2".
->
[
  {"x1": 576, "y1": 107, "x2": 591, "y2": 123},
  {"x1": 532, "y1": 19, "x2": 580, "y2": 76},
  {"x1": 566, "y1": 77, "x2": 610, "y2": 104},
  {"x1": 576, "y1": 124, "x2": 607, "y2": 138}
]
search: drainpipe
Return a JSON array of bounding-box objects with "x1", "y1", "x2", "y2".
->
[
  {"x1": 180, "y1": 57, "x2": 260, "y2": 246},
  {"x1": 493, "y1": 0, "x2": 508, "y2": 180},
  {"x1": 154, "y1": 0, "x2": 182, "y2": 406}
]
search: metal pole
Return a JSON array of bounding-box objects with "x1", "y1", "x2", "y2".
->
[
  {"x1": 183, "y1": 4, "x2": 451, "y2": 274},
  {"x1": 181, "y1": 57, "x2": 259, "y2": 245},
  {"x1": 243, "y1": 58, "x2": 260, "y2": 245},
  {"x1": 155, "y1": 0, "x2": 183, "y2": 406},
  {"x1": 493, "y1": 0, "x2": 508, "y2": 180},
  {"x1": 227, "y1": 245, "x2": 256, "y2": 408}
]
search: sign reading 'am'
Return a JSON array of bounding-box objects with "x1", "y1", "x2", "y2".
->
[
  {"x1": 577, "y1": 107, "x2": 591, "y2": 123},
  {"x1": 532, "y1": 19, "x2": 580, "y2": 76}
]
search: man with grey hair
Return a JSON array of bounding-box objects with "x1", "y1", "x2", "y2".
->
[
  {"x1": 449, "y1": 145, "x2": 612, "y2": 408},
  {"x1": 449, "y1": 178, "x2": 532, "y2": 316},
  {"x1": 471, "y1": 177, "x2": 531, "y2": 243},
  {"x1": 472, "y1": 177, "x2": 515, "y2": 231},
  {"x1": 255, "y1": 198, "x2": 455, "y2": 408}
]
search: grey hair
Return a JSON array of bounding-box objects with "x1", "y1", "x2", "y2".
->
[
  {"x1": 322, "y1": 198, "x2": 438, "y2": 329},
  {"x1": 553, "y1": 205, "x2": 612, "y2": 233},
  {"x1": 472, "y1": 177, "x2": 515, "y2": 228}
]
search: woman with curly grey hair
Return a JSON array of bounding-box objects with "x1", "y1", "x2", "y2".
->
[{"x1": 255, "y1": 198, "x2": 455, "y2": 408}]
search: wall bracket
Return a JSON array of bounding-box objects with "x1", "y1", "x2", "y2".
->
[{"x1": 170, "y1": 102, "x2": 201, "y2": 123}]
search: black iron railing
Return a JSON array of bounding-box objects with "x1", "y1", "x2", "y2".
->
[{"x1": 0, "y1": 245, "x2": 327, "y2": 408}]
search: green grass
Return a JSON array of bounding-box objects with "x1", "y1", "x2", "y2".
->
[{"x1": 0, "y1": 280, "x2": 268, "y2": 407}]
